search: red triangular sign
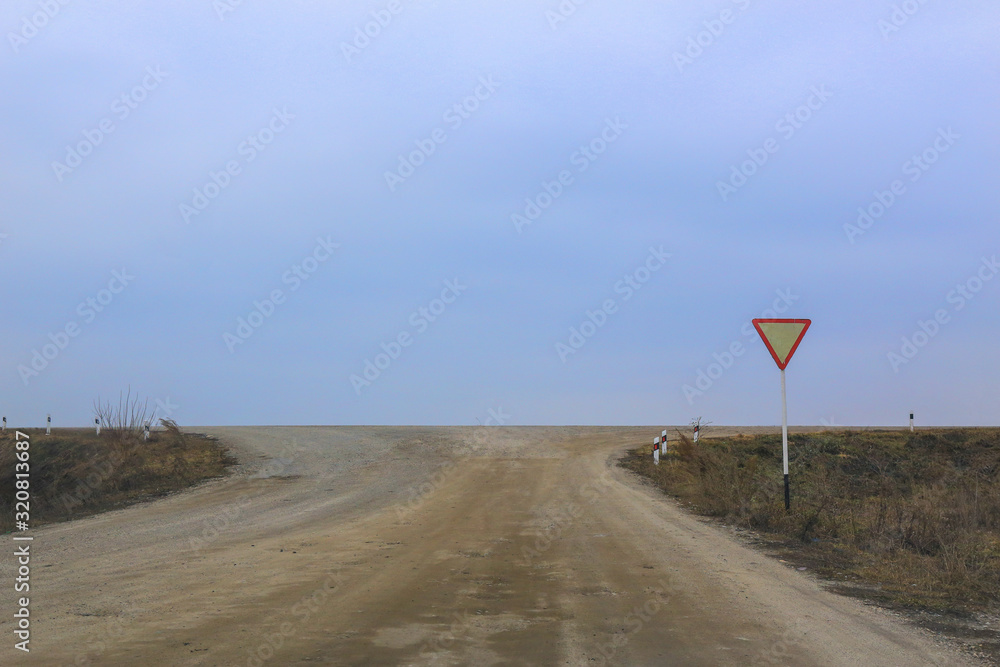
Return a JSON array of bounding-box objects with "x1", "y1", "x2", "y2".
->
[{"x1": 752, "y1": 319, "x2": 811, "y2": 370}]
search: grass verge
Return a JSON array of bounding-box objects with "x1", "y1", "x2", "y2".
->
[
  {"x1": 1, "y1": 425, "x2": 236, "y2": 534},
  {"x1": 620, "y1": 428, "x2": 1000, "y2": 661}
]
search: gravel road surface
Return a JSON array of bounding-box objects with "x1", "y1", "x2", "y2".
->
[{"x1": 0, "y1": 426, "x2": 976, "y2": 665}]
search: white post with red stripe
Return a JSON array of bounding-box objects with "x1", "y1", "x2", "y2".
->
[{"x1": 653, "y1": 437, "x2": 660, "y2": 465}]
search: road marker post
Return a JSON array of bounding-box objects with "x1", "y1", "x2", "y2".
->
[
  {"x1": 752, "y1": 318, "x2": 811, "y2": 511},
  {"x1": 653, "y1": 437, "x2": 660, "y2": 465},
  {"x1": 95, "y1": 418, "x2": 101, "y2": 436},
  {"x1": 910, "y1": 412, "x2": 914, "y2": 432},
  {"x1": 144, "y1": 423, "x2": 150, "y2": 441},
  {"x1": 2, "y1": 416, "x2": 6, "y2": 433},
  {"x1": 46, "y1": 414, "x2": 51, "y2": 436},
  {"x1": 661, "y1": 429, "x2": 667, "y2": 455}
]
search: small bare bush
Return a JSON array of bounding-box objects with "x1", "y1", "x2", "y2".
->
[{"x1": 93, "y1": 387, "x2": 152, "y2": 447}]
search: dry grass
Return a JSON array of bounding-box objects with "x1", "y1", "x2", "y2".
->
[
  {"x1": 621, "y1": 428, "x2": 1000, "y2": 614},
  {"x1": 0, "y1": 425, "x2": 236, "y2": 533}
]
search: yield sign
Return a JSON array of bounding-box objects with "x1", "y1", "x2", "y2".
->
[{"x1": 752, "y1": 319, "x2": 811, "y2": 370}]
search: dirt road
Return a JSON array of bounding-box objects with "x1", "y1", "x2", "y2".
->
[{"x1": 0, "y1": 427, "x2": 976, "y2": 665}]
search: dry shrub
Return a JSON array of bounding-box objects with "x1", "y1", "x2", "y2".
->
[
  {"x1": 160, "y1": 418, "x2": 187, "y2": 448},
  {"x1": 93, "y1": 387, "x2": 152, "y2": 451}
]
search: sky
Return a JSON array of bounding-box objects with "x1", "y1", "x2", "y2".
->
[{"x1": 1, "y1": 0, "x2": 998, "y2": 427}]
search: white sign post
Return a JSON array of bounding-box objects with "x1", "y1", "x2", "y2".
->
[
  {"x1": 95, "y1": 418, "x2": 101, "y2": 436},
  {"x1": 46, "y1": 414, "x2": 51, "y2": 436},
  {"x1": 653, "y1": 437, "x2": 660, "y2": 465},
  {"x1": 910, "y1": 412, "x2": 914, "y2": 432},
  {"x1": 781, "y1": 368, "x2": 789, "y2": 507},
  {"x1": 2, "y1": 417, "x2": 6, "y2": 433},
  {"x1": 752, "y1": 318, "x2": 811, "y2": 511},
  {"x1": 661, "y1": 429, "x2": 667, "y2": 455}
]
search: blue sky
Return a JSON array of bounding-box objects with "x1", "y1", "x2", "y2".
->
[{"x1": 2, "y1": 0, "x2": 998, "y2": 427}]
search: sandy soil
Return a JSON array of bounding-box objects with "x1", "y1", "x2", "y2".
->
[{"x1": 0, "y1": 426, "x2": 979, "y2": 665}]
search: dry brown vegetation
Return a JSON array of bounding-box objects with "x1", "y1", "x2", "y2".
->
[
  {"x1": 0, "y1": 423, "x2": 236, "y2": 534},
  {"x1": 621, "y1": 429, "x2": 1000, "y2": 615}
]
